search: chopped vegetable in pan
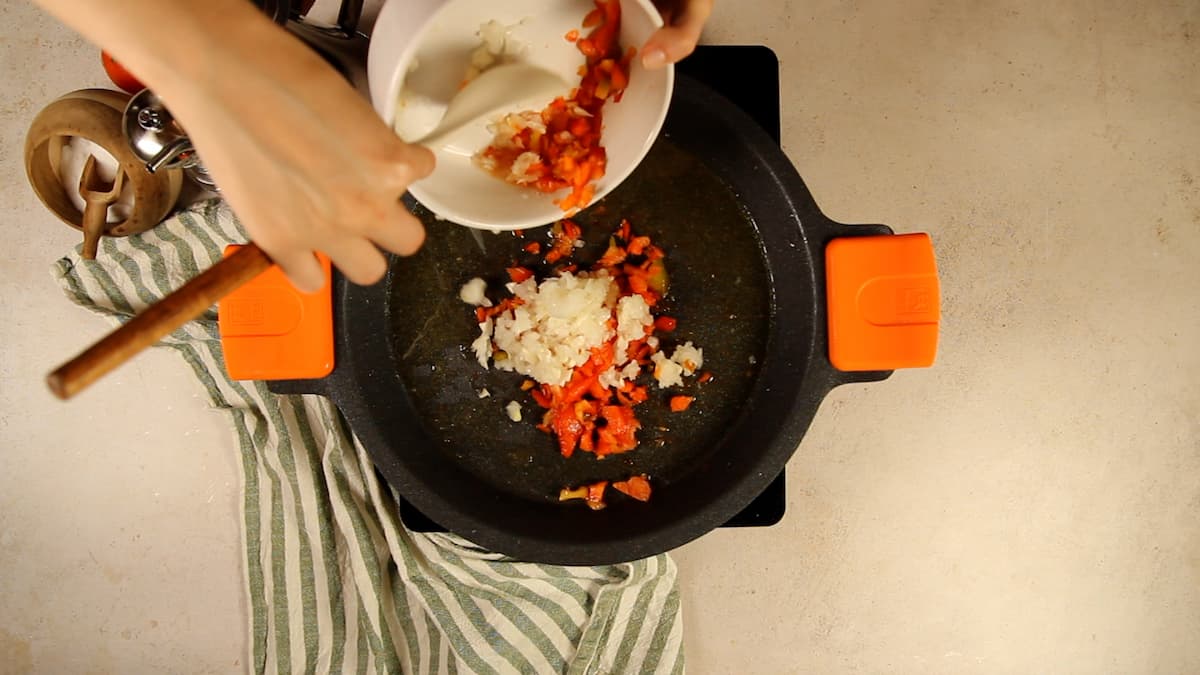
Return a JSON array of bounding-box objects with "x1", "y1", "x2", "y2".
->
[
  {"x1": 612, "y1": 475, "x2": 652, "y2": 501},
  {"x1": 559, "y1": 475, "x2": 651, "y2": 509},
  {"x1": 461, "y1": 219, "x2": 707, "y2": 508},
  {"x1": 669, "y1": 395, "x2": 694, "y2": 412}
]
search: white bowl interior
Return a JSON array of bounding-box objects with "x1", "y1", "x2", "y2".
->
[{"x1": 368, "y1": 0, "x2": 672, "y2": 231}]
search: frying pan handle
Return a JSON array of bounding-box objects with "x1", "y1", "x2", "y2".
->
[
  {"x1": 267, "y1": 376, "x2": 332, "y2": 397},
  {"x1": 259, "y1": 264, "x2": 343, "y2": 399},
  {"x1": 818, "y1": 220, "x2": 941, "y2": 386}
]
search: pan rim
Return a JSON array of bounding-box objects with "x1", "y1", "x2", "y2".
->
[{"x1": 310, "y1": 75, "x2": 882, "y2": 564}]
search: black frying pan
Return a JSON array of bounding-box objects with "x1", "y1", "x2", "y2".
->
[{"x1": 272, "y1": 73, "x2": 895, "y2": 564}]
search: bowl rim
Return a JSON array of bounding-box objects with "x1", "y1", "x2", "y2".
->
[{"x1": 368, "y1": 0, "x2": 674, "y2": 231}]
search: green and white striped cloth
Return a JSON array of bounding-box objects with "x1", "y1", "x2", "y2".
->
[{"x1": 54, "y1": 199, "x2": 684, "y2": 675}]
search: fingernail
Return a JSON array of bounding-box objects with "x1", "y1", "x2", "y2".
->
[{"x1": 642, "y1": 48, "x2": 668, "y2": 69}]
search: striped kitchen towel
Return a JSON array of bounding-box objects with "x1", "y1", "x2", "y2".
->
[{"x1": 53, "y1": 198, "x2": 684, "y2": 675}]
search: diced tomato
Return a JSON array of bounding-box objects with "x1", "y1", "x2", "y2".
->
[
  {"x1": 524, "y1": 242, "x2": 542, "y2": 255},
  {"x1": 564, "y1": 29, "x2": 580, "y2": 42}
]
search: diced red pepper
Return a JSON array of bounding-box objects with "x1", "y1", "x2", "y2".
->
[
  {"x1": 627, "y1": 236, "x2": 651, "y2": 256},
  {"x1": 569, "y1": 116, "x2": 591, "y2": 138},
  {"x1": 596, "y1": 404, "x2": 639, "y2": 456},
  {"x1": 618, "y1": 218, "x2": 632, "y2": 242},
  {"x1": 654, "y1": 316, "x2": 677, "y2": 332},
  {"x1": 612, "y1": 475, "x2": 652, "y2": 502},
  {"x1": 585, "y1": 481, "x2": 607, "y2": 510},
  {"x1": 493, "y1": 219, "x2": 697, "y2": 479},
  {"x1": 627, "y1": 272, "x2": 649, "y2": 295},
  {"x1": 531, "y1": 386, "x2": 553, "y2": 408},
  {"x1": 479, "y1": 0, "x2": 628, "y2": 213},
  {"x1": 553, "y1": 412, "x2": 585, "y2": 457},
  {"x1": 669, "y1": 396, "x2": 694, "y2": 412},
  {"x1": 524, "y1": 242, "x2": 542, "y2": 255},
  {"x1": 597, "y1": 238, "x2": 627, "y2": 268},
  {"x1": 507, "y1": 266, "x2": 534, "y2": 283}
]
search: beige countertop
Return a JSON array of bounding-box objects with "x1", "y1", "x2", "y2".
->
[{"x1": 2, "y1": 0, "x2": 1198, "y2": 672}]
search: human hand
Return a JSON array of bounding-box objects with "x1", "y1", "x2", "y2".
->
[
  {"x1": 165, "y1": 23, "x2": 434, "y2": 292},
  {"x1": 642, "y1": 0, "x2": 714, "y2": 69},
  {"x1": 175, "y1": 63, "x2": 434, "y2": 292},
  {"x1": 31, "y1": 0, "x2": 434, "y2": 293}
]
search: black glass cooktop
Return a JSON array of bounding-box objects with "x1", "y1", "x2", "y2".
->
[{"x1": 398, "y1": 44, "x2": 787, "y2": 532}]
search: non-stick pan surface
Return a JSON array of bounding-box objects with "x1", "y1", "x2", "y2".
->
[
  {"x1": 272, "y1": 74, "x2": 892, "y2": 564},
  {"x1": 391, "y1": 137, "x2": 772, "y2": 504}
]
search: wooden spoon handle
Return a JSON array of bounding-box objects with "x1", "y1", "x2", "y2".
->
[
  {"x1": 47, "y1": 243, "x2": 274, "y2": 400},
  {"x1": 79, "y1": 200, "x2": 108, "y2": 260}
]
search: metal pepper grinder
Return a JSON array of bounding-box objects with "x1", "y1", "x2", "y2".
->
[
  {"x1": 123, "y1": 89, "x2": 219, "y2": 191},
  {"x1": 121, "y1": 0, "x2": 370, "y2": 193}
]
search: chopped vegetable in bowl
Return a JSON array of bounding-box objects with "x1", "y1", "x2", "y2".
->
[{"x1": 474, "y1": 0, "x2": 634, "y2": 213}]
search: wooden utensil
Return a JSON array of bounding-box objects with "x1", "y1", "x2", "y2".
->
[
  {"x1": 24, "y1": 89, "x2": 183, "y2": 249},
  {"x1": 77, "y1": 155, "x2": 124, "y2": 259},
  {"x1": 46, "y1": 243, "x2": 274, "y2": 400}
]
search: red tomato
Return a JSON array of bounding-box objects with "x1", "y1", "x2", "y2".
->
[{"x1": 101, "y1": 51, "x2": 145, "y2": 93}]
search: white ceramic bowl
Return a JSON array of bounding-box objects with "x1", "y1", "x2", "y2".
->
[{"x1": 368, "y1": 0, "x2": 673, "y2": 231}]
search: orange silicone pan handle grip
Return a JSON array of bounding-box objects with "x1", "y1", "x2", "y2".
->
[{"x1": 825, "y1": 233, "x2": 940, "y2": 372}]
